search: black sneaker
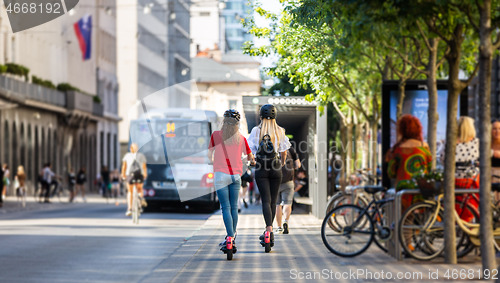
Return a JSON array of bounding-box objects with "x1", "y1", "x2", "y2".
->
[
  {"x1": 283, "y1": 222, "x2": 289, "y2": 234},
  {"x1": 243, "y1": 199, "x2": 248, "y2": 208}
]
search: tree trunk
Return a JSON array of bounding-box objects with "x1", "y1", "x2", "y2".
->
[
  {"x1": 371, "y1": 120, "x2": 378, "y2": 181},
  {"x1": 443, "y1": 25, "x2": 464, "y2": 264},
  {"x1": 396, "y1": 80, "x2": 406, "y2": 119},
  {"x1": 363, "y1": 122, "x2": 370, "y2": 170},
  {"x1": 346, "y1": 122, "x2": 353, "y2": 178},
  {"x1": 353, "y1": 121, "x2": 363, "y2": 172},
  {"x1": 478, "y1": 0, "x2": 496, "y2": 271},
  {"x1": 371, "y1": 96, "x2": 380, "y2": 179},
  {"x1": 427, "y1": 38, "x2": 439, "y2": 169},
  {"x1": 339, "y1": 123, "x2": 348, "y2": 189}
]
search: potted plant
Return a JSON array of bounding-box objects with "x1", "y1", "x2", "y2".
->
[{"x1": 413, "y1": 170, "x2": 444, "y2": 198}]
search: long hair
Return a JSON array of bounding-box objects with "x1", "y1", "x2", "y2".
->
[
  {"x1": 259, "y1": 118, "x2": 284, "y2": 148},
  {"x1": 457, "y1": 116, "x2": 476, "y2": 143},
  {"x1": 221, "y1": 117, "x2": 241, "y2": 145}
]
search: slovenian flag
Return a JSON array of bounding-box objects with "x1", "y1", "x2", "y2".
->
[{"x1": 73, "y1": 14, "x2": 92, "y2": 61}]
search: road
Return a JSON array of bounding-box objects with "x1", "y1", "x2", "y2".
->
[{"x1": 0, "y1": 198, "x2": 212, "y2": 283}]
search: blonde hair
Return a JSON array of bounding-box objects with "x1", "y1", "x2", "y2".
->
[
  {"x1": 17, "y1": 165, "x2": 25, "y2": 175},
  {"x1": 457, "y1": 116, "x2": 476, "y2": 143},
  {"x1": 259, "y1": 118, "x2": 284, "y2": 148}
]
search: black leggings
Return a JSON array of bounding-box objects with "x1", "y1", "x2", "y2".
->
[{"x1": 255, "y1": 161, "x2": 282, "y2": 227}]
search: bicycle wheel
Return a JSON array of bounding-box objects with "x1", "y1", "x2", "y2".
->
[
  {"x1": 132, "y1": 187, "x2": 139, "y2": 224},
  {"x1": 399, "y1": 202, "x2": 444, "y2": 260},
  {"x1": 455, "y1": 202, "x2": 479, "y2": 258},
  {"x1": 372, "y1": 202, "x2": 391, "y2": 253},
  {"x1": 327, "y1": 194, "x2": 369, "y2": 231},
  {"x1": 321, "y1": 204, "x2": 374, "y2": 257}
]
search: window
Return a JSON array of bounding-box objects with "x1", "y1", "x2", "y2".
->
[
  {"x1": 100, "y1": 131, "x2": 104, "y2": 168},
  {"x1": 4, "y1": 121, "x2": 9, "y2": 166},
  {"x1": 107, "y1": 132, "x2": 111, "y2": 168},
  {"x1": 12, "y1": 122, "x2": 17, "y2": 169},
  {"x1": 20, "y1": 124, "x2": 25, "y2": 169},
  {"x1": 229, "y1": 100, "x2": 237, "y2": 109}
]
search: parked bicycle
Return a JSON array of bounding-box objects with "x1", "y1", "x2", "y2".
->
[
  {"x1": 399, "y1": 189, "x2": 500, "y2": 261},
  {"x1": 321, "y1": 186, "x2": 393, "y2": 257},
  {"x1": 325, "y1": 169, "x2": 379, "y2": 214}
]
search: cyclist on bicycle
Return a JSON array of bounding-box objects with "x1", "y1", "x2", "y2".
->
[{"x1": 121, "y1": 143, "x2": 148, "y2": 216}]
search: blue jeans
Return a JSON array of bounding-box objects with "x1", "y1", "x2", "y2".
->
[{"x1": 215, "y1": 172, "x2": 241, "y2": 237}]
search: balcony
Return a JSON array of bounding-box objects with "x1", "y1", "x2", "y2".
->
[
  {"x1": 0, "y1": 74, "x2": 104, "y2": 117},
  {"x1": 0, "y1": 74, "x2": 65, "y2": 107}
]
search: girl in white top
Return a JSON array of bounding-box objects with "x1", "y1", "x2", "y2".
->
[{"x1": 249, "y1": 104, "x2": 290, "y2": 251}]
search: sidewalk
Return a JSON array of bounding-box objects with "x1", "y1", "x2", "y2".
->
[
  {"x1": 0, "y1": 193, "x2": 122, "y2": 215},
  {"x1": 149, "y1": 204, "x2": 489, "y2": 283}
]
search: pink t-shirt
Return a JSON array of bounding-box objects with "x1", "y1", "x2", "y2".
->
[{"x1": 209, "y1": 131, "x2": 251, "y2": 175}]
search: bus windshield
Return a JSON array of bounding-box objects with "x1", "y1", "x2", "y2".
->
[{"x1": 130, "y1": 120, "x2": 211, "y2": 164}]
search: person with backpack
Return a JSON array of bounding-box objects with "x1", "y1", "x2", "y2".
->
[
  {"x1": 121, "y1": 143, "x2": 148, "y2": 216},
  {"x1": 276, "y1": 146, "x2": 301, "y2": 234},
  {"x1": 208, "y1": 109, "x2": 255, "y2": 256},
  {"x1": 248, "y1": 104, "x2": 291, "y2": 251}
]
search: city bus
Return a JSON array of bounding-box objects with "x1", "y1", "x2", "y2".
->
[{"x1": 129, "y1": 109, "x2": 219, "y2": 210}]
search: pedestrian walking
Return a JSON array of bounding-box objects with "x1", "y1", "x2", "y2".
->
[
  {"x1": 239, "y1": 168, "x2": 253, "y2": 211},
  {"x1": 101, "y1": 165, "x2": 110, "y2": 199},
  {"x1": 248, "y1": 104, "x2": 291, "y2": 252},
  {"x1": 14, "y1": 165, "x2": 26, "y2": 206},
  {"x1": 276, "y1": 146, "x2": 301, "y2": 234},
  {"x1": 75, "y1": 168, "x2": 87, "y2": 202},
  {"x1": 0, "y1": 164, "x2": 4, "y2": 207},
  {"x1": 208, "y1": 109, "x2": 255, "y2": 258},
  {"x1": 2, "y1": 164, "x2": 10, "y2": 200},
  {"x1": 42, "y1": 163, "x2": 56, "y2": 203},
  {"x1": 111, "y1": 169, "x2": 121, "y2": 204},
  {"x1": 68, "y1": 168, "x2": 76, "y2": 203}
]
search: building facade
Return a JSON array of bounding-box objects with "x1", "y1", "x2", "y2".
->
[
  {"x1": 191, "y1": 50, "x2": 261, "y2": 134},
  {"x1": 468, "y1": 56, "x2": 500, "y2": 120},
  {"x1": 0, "y1": 0, "x2": 119, "y2": 195},
  {"x1": 221, "y1": 0, "x2": 252, "y2": 51},
  {"x1": 190, "y1": 0, "x2": 252, "y2": 54},
  {"x1": 117, "y1": 0, "x2": 191, "y2": 152}
]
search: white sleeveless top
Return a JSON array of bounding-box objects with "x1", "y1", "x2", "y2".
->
[{"x1": 247, "y1": 126, "x2": 291, "y2": 154}]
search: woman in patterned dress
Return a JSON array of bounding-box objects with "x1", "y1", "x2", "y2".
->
[{"x1": 386, "y1": 114, "x2": 432, "y2": 209}]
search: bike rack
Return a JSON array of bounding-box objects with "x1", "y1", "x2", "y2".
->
[{"x1": 386, "y1": 188, "x2": 480, "y2": 260}]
